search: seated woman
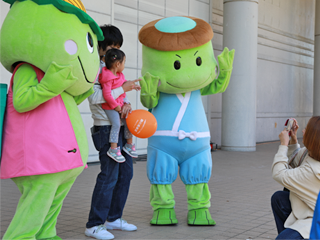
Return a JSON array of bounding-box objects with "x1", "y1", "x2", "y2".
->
[{"x1": 271, "y1": 116, "x2": 320, "y2": 240}]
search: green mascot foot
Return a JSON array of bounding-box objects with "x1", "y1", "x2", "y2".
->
[
  {"x1": 187, "y1": 209, "x2": 216, "y2": 226},
  {"x1": 150, "y1": 208, "x2": 178, "y2": 225}
]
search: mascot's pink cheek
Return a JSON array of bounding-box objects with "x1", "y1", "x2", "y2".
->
[{"x1": 64, "y1": 40, "x2": 78, "y2": 55}]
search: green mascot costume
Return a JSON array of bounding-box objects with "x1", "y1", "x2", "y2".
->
[
  {"x1": 0, "y1": 0, "x2": 103, "y2": 239},
  {"x1": 138, "y1": 16, "x2": 235, "y2": 226}
]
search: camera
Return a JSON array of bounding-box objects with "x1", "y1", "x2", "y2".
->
[{"x1": 284, "y1": 118, "x2": 294, "y2": 136}]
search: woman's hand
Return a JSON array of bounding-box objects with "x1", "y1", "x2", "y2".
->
[
  {"x1": 279, "y1": 129, "x2": 290, "y2": 146},
  {"x1": 120, "y1": 103, "x2": 132, "y2": 118},
  {"x1": 122, "y1": 79, "x2": 141, "y2": 92},
  {"x1": 289, "y1": 119, "x2": 299, "y2": 145},
  {"x1": 114, "y1": 105, "x2": 121, "y2": 112}
]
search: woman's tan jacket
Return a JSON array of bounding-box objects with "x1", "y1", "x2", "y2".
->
[{"x1": 272, "y1": 143, "x2": 320, "y2": 239}]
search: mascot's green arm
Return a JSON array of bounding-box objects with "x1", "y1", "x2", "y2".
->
[
  {"x1": 139, "y1": 72, "x2": 160, "y2": 109},
  {"x1": 200, "y1": 48, "x2": 235, "y2": 96},
  {"x1": 13, "y1": 63, "x2": 78, "y2": 112},
  {"x1": 73, "y1": 87, "x2": 94, "y2": 105}
]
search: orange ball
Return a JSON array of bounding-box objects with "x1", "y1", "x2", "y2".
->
[{"x1": 126, "y1": 109, "x2": 157, "y2": 138}]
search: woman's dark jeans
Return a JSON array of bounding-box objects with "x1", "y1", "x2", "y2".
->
[
  {"x1": 86, "y1": 125, "x2": 133, "y2": 228},
  {"x1": 271, "y1": 191, "x2": 304, "y2": 239}
]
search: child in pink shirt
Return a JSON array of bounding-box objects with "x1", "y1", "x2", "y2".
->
[{"x1": 99, "y1": 48, "x2": 140, "y2": 162}]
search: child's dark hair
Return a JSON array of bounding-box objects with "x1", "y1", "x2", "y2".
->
[
  {"x1": 98, "y1": 24, "x2": 123, "y2": 51},
  {"x1": 105, "y1": 48, "x2": 126, "y2": 70}
]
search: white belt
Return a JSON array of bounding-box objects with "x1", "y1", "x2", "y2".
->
[{"x1": 153, "y1": 130, "x2": 210, "y2": 141}]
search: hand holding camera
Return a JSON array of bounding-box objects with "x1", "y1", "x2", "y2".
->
[
  {"x1": 284, "y1": 118, "x2": 299, "y2": 144},
  {"x1": 285, "y1": 118, "x2": 294, "y2": 136}
]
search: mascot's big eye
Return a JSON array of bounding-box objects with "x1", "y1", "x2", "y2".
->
[
  {"x1": 174, "y1": 60, "x2": 181, "y2": 70},
  {"x1": 196, "y1": 57, "x2": 202, "y2": 66},
  {"x1": 87, "y1": 32, "x2": 94, "y2": 53}
]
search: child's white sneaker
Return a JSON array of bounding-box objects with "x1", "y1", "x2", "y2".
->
[
  {"x1": 105, "y1": 218, "x2": 137, "y2": 231},
  {"x1": 85, "y1": 225, "x2": 114, "y2": 239},
  {"x1": 107, "y1": 147, "x2": 125, "y2": 163},
  {"x1": 123, "y1": 143, "x2": 138, "y2": 158}
]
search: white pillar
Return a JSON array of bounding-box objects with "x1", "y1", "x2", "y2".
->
[
  {"x1": 221, "y1": 0, "x2": 258, "y2": 151},
  {"x1": 314, "y1": 1, "x2": 320, "y2": 116},
  {"x1": 206, "y1": 0, "x2": 213, "y2": 129}
]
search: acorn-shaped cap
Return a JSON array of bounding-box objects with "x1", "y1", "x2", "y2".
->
[{"x1": 138, "y1": 16, "x2": 213, "y2": 51}]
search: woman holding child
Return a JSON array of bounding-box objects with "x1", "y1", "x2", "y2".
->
[{"x1": 271, "y1": 116, "x2": 320, "y2": 239}]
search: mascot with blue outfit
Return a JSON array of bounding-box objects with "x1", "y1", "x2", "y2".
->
[{"x1": 138, "y1": 16, "x2": 235, "y2": 226}]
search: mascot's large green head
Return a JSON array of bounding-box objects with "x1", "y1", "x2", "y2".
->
[
  {"x1": 139, "y1": 16, "x2": 218, "y2": 94},
  {"x1": 0, "y1": 0, "x2": 104, "y2": 96}
]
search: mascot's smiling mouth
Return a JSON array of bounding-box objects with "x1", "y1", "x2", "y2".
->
[
  {"x1": 78, "y1": 56, "x2": 93, "y2": 83},
  {"x1": 166, "y1": 71, "x2": 213, "y2": 89}
]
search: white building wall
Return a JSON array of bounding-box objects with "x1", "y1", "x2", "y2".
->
[
  {"x1": 256, "y1": 0, "x2": 314, "y2": 143},
  {"x1": 209, "y1": 1, "x2": 226, "y2": 146},
  {"x1": 209, "y1": 0, "x2": 315, "y2": 146}
]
